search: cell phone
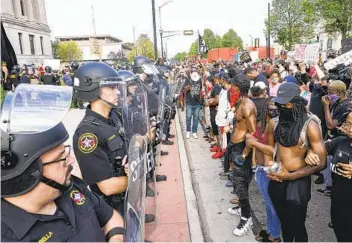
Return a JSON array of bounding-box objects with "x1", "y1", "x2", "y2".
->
[{"x1": 336, "y1": 150, "x2": 352, "y2": 164}]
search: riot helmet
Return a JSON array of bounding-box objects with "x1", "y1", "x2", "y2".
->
[
  {"x1": 132, "y1": 56, "x2": 159, "y2": 76},
  {"x1": 71, "y1": 62, "x2": 79, "y2": 71},
  {"x1": 157, "y1": 66, "x2": 171, "y2": 80},
  {"x1": 1, "y1": 84, "x2": 73, "y2": 197},
  {"x1": 73, "y1": 62, "x2": 119, "y2": 102},
  {"x1": 44, "y1": 66, "x2": 52, "y2": 73},
  {"x1": 12, "y1": 65, "x2": 20, "y2": 73}
]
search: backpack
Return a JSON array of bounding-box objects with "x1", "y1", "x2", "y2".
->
[{"x1": 272, "y1": 112, "x2": 322, "y2": 159}]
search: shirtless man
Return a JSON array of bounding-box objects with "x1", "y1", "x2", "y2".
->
[
  {"x1": 265, "y1": 82, "x2": 326, "y2": 242},
  {"x1": 228, "y1": 74, "x2": 257, "y2": 236}
]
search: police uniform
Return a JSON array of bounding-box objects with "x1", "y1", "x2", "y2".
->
[
  {"x1": 1, "y1": 176, "x2": 113, "y2": 242},
  {"x1": 73, "y1": 107, "x2": 126, "y2": 215}
]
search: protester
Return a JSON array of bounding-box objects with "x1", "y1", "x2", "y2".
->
[
  {"x1": 266, "y1": 82, "x2": 326, "y2": 242},
  {"x1": 269, "y1": 69, "x2": 282, "y2": 97},
  {"x1": 184, "y1": 70, "x2": 203, "y2": 139}
]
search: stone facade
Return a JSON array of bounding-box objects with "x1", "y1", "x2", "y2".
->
[{"x1": 1, "y1": 0, "x2": 53, "y2": 66}]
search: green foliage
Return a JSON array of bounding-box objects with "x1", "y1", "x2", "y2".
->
[
  {"x1": 220, "y1": 29, "x2": 243, "y2": 49},
  {"x1": 203, "y1": 29, "x2": 221, "y2": 50},
  {"x1": 128, "y1": 34, "x2": 155, "y2": 62},
  {"x1": 174, "y1": 52, "x2": 188, "y2": 62},
  {"x1": 58, "y1": 41, "x2": 83, "y2": 62},
  {"x1": 314, "y1": 0, "x2": 352, "y2": 39},
  {"x1": 51, "y1": 40, "x2": 60, "y2": 59},
  {"x1": 269, "y1": 0, "x2": 316, "y2": 50},
  {"x1": 189, "y1": 41, "x2": 198, "y2": 56}
]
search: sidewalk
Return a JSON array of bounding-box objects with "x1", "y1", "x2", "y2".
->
[{"x1": 62, "y1": 109, "x2": 194, "y2": 242}]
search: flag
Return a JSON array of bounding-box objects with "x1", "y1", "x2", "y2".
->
[
  {"x1": 1, "y1": 22, "x2": 18, "y2": 71},
  {"x1": 198, "y1": 34, "x2": 208, "y2": 55}
]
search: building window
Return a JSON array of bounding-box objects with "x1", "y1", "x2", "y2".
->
[
  {"x1": 29, "y1": 35, "x2": 35, "y2": 55},
  {"x1": 20, "y1": 0, "x2": 26, "y2": 16},
  {"x1": 18, "y1": 33, "x2": 23, "y2": 54},
  {"x1": 327, "y1": 38, "x2": 333, "y2": 50},
  {"x1": 40, "y1": 37, "x2": 44, "y2": 55}
]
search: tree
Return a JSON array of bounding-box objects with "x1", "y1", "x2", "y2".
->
[
  {"x1": 188, "y1": 40, "x2": 199, "y2": 56},
  {"x1": 174, "y1": 52, "x2": 188, "y2": 61},
  {"x1": 220, "y1": 29, "x2": 244, "y2": 49},
  {"x1": 203, "y1": 29, "x2": 221, "y2": 50},
  {"x1": 314, "y1": 0, "x2": 352, "y2": 40},
  {"x1": 269, "y1": 0, "x2": 316, "y2": 50},
  {"x1": 51, "y1": 40, "x2": 60, "y2": 59},
  {"x1": 58, "y1": 41, "x2": 82, "y2": 62},
  {"x1": 128, "y1": 34, "x2": 155, "y2": 62}
]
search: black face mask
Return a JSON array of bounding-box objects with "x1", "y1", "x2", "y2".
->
[
  {"x1": 268, "y1": 109, "x2": 279, "y2": 118},
  {"x1": 278, "y1": 106, "x2": 294, "y2": 122}
]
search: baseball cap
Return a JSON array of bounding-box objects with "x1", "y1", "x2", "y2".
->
[
  {"x1": 284, "y1": 75, "x2": 297, "y2": 84},
  {"x1": 274, "y1": 82, "x2": 300, "y2": 105},
  {"x1": 254, "y1": 81, "x2": 266, "y2": 90}
]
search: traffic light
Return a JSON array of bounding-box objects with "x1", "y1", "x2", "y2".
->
[{"x1": 254, "y1": 38, "x2": 260, "y2": 48}]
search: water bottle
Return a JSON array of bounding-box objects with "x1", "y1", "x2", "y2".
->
[{"x1": 264, "y1": 162, "x2": 282, "y2": 174}]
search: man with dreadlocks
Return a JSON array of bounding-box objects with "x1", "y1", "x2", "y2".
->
[
  {"x1": 228, "y1": 74, "x2": 257, "y2": 236},
  {"x1": 265, "y1": 82, "x2": 326, "y2": 242}
]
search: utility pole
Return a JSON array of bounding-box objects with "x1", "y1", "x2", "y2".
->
[
  {"x1": 151, "y1": 0, "x2": 158, "y2": 61},
  {"x1": 267, "y1": 2, "x2": 271, "y2": 59},
  {"x1": 91, "y1": 1, "x2": 101, "y2": 62},
  {"x1": 159, "y1": 7, "x2": 164, "y2": 60},
  {"x1": 133, "y1": 26, "x2": 137, "y2": 56}
]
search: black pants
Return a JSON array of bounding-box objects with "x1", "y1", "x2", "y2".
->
[
  {"x1": 268, "y1": 177, "x2": 311, "y2": 242},
  {"x1": 231, "y1": 141, "x2": 252, "y2": 219},
  {"x1": 331, "y1": 181, "x2": 352, "y2": 242}
]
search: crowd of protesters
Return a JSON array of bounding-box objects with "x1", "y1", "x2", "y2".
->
[{"x1": 173, "y1": 54, "x2": 352, "y2": 242}]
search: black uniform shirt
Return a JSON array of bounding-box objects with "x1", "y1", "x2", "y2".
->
[
  {"x1": 73, "y1": 107, "x2": 125, "y2": 195},
  {"x1": 1, "y1": 176, "x2": 113, "y2": 242},
  {"x1": 41, "y1": 74, "x2": 58, "y2": 85}
]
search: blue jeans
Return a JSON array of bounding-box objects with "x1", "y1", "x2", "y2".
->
[
  {"x1": 255, "y1": 167, "x2": 281, "y2": 239},
  {"x1": 186, "y1": 104, "x2": 201, "y2": 133}
]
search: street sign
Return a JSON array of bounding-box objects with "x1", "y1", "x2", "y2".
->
[
  {"x1": 89, "y1": 38, "x2": 101, "y2": 56},
  {"x1": 183, "y1": 30, "x2": 194, "y2": 36}
]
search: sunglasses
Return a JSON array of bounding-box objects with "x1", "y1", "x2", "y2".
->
[{"x1": 43, "y1": 145, "x2": 71, "y2": 167}]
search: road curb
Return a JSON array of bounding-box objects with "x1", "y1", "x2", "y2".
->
[{"x1": 175, "y1": 112, "x2": 204, "y2": 242}]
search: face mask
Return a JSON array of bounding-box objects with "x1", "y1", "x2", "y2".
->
[
  {"x1": 278, "y1": 106, "x2": 293, "y2": 122},
  {"x1": 268, "y1": 109, "x2": 279, "y2": 118},
  {"x1": 327, "y1": 94, "x2": 339, "y2": 103},
  {"x1": 272, "y1": 78, "x2": 279, "y2": 84}
]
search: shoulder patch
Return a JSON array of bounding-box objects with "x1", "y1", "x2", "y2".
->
[
  {"x1": 78, "y1": 133, "x2": 98, "y2": 153},
  {"x1": 70, "y1": 190, "x2": 86, "y2": 205}
]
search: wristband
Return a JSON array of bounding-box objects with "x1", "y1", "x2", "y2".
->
[{"x1": 106, "y1": 227, "x2": 125, "y2": 241}]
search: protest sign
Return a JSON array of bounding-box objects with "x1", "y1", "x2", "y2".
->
[
  {"x1": 324, "y1": 50, "x2": 352, "y2": 70},
  {"x1": 293, "y1": 44, "x2": 307, "y2": 61},
  {"x1": 303, "y1": 43, "x2": 320, "y2": 64}
]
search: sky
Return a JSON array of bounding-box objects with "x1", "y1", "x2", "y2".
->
[{"x1": 44, "y1": 0, "x2": 271, "y2": 57}]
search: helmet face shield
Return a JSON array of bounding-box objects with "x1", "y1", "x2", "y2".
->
[
  {"x1": 141, "y1": 64, "x2": 159, "y2": 75},
  {"x1": 2, "y1": 84, "x2": 73, "y2": 134},
  {"x1": 99, "y1": 79, "x2": 127, "y2": 108}
]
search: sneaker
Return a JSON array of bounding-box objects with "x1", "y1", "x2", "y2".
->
[
  {"x1": 192, "y1": 133, "x2": 198, "y2": 139},
  {"x1": 228, "y1": 206, "x2": 241, "y2": 216},
  {"x1": 314, "y1": 174, "x2": 324, "y2": 184},
  {"x1": 186, "y1": 132, "x2": 191, "y2": 139},
  {"x1": 233, "y1": 217, "x2": 253, "y2": 236},
  {"x1": 316, "y1": 187, "x2": 331, "y2": 196},
  {"x1": 145, "y1": 214, "x2": 156, "y2": 223}
]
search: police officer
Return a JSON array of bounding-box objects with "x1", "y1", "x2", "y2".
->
[
  {"x1": 72, "y1": 62, "x2": 128, "y2": 217},
  {"x1": 20, "y1": 67, "x2": 31, "y2": 84},
  {"x1": 132, "y1": 56, "x2": 167, "y2": 181},
  {"x1": 1, "y1": 85, "x2": 125, "y2": 242},
  {"x1": 70, "y1": 62, "x2": 84, "y2": 109},
  {"x1": 41, "y1": 66, "x2": 59, "y2": 85},
  {"x1": 10, "y1": 65, "x2": 21, "y2": 89}
]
